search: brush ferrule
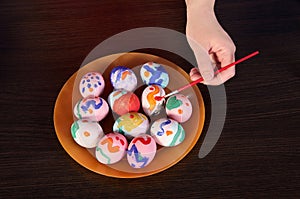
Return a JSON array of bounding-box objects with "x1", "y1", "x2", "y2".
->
[{"x1": 164, "y1": 90, "x2": 179, "y2": 98}]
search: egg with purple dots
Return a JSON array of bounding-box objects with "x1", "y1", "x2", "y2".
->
[
  {"x1": 108, "y1": 89, "x2": 140, "y2": 116},
  {"x1": 73, "y1": 97, "x2": 109, "y2": 122},
  {"x1": 110, "y1": 66, "x2": 137, "y2": 92},
  {"x1": 70, "y1": 119, "x2": 104, "y2": 148},
  {"x1": 79, "y1": 72, "x2": 105, "y2": 98},
  {"x1": 113, "y1": 112, "x2": 149, "y2": 139},
  {"x1": 95, "y1": 132, "x2": 128, "y2": 164},
  {"x1": 150, "y1": 118, "x2": 185, "y2": 147},
  {"x1": 141, "y1": 85, "x2": 165, "y2": 116},
  {"x1": 127, "y1": 134, "x2": 157, "y2": 168},
  {"x1": 140, "y1": 62, "x2": 169, "y2": 88},
  {"x1": 165, "y1": 94, "x2": 193, "y2": 123}
]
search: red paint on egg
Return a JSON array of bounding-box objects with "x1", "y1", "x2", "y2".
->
[{"x1": 112, "y1": 92, "x2": 140, "y2": 115}]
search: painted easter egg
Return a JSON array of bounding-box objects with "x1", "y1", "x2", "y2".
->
[
  {"x1": 165, "y1": 94, "x2": 192, "y2": 123},
  {"x1": 141, "y1": 85, "x2": 165, "y2": 116},
  {"x1": 110, "y1": 66, "x2": 137, "y2": 92},
  {"x1": 150, "y1": 118, "x2": 185, "y2": 147},
  {"x1": 140, "y1": 62, "x2": 169, "y2": 88},
  {"x1": 73, "y1": 97, "x2": 109, "y2": 122},
  {"x1": 113, "y1": 112, "x2": 149, "y2": 139},
  {"x1": 79, "y1": 72, "x2": 105, "y2": 98},
  {"x1": 108, "y1": 89, "x2": 140, "y2": 115},
  {"x1": 70, "y1": 119, "x2": 104, "y2": 148},
  {"x1": 127, "y1": 134, "x2": 157, "y2": 169},
  {"x1": 95, "y1": 132, "x2": 128, "y2": 164}
]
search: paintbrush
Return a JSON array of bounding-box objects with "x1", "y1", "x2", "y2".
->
[{"x1": 155, "y1": 51, "x2": 259, "y2": 101}]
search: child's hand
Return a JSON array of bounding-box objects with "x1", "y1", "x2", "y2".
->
[{"x1": 186, "y1": 0, "x2": 236, "y2": 85}]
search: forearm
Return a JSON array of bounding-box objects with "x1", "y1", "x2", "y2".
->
[
  {"x1": 186, "y1": 0, "x2": 216, "y2": 21},
  {"x1": 185, "y1": 0, "x2": 215, "y2": 11}
]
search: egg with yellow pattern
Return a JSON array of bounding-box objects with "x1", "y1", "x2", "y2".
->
[{"x1": 113, "y1": 112, "x2": 149, "y2": 139}]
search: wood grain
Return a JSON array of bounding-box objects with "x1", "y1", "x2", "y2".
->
[{"x1": 0, "y1": 0, "x2": 299, "y2": 198}]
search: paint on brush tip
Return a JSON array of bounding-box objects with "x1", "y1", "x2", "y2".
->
[{"x1": 154, "y1": 96, "x2": 164, "y2": 101}]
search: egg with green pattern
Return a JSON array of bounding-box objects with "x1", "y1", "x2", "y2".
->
[
  {"x1": 165, "y1": 94, "x2": 192, "y2": 123},
  {"x1": 70, "y1": 119, "x2": 104, "y2": 148},
  {"x1": 150, "y1": 118, "x2": 185, "y2": 147}
]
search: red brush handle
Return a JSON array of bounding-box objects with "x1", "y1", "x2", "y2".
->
[{"x1": 177, "y1": 51, "x2": 259, "y2": 92}]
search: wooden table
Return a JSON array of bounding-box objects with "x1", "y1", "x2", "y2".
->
[{"x1": 1, "y1": 0, "x2": 299, "y2": 198}]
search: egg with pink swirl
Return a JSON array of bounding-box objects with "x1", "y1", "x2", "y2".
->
[
  {"x1": 73, "y1": 97, "x2": 109, "y2": 122},
  {"x1": 127, "y1": 134, "x2": 157, "y2": 168},
  {"x1": 165, "y1": 94, "x2": 192, "y2": 123},
  {"x1": 95, "y1": 132, "x2": 128, "y2": 164},
  {"x1": 79, "y1": 72, "x2": 105, "y2": 98},
  {"x1": 141, "y1": 85, "x2": 165, "y2": 116}
]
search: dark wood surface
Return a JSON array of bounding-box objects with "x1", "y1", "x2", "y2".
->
[{"x1": 1, "y1": 0, "x2": 299, "y2": 198}]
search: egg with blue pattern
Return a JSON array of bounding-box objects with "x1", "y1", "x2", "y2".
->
[
  {"x1": 79, "y1": 72, "x2": 105, "y2": 98},
  {"x1": 140, "y1": 62, "x2": 169, "y2": 88},
  {"x1": 110, "y1": 66, "x2": 137, "y2": 92},
  {"x1": 150, "y1": 118, "x2": 185, "y2": 147},
  {"x1": 127, "y1": 134, "x2": 157, "y2": 168},
  {"x1": 73, "y1": 97, "x2": 109, "y2": 122}
]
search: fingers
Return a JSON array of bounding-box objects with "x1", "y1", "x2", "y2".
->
[
  {"x1": 189, "y1": 68, "x2": 220, "y2": 85},
  {"x1": 189, "y1": 50, "x2": 236, "y2": 85},
  {"x1": 187, "y1": 31, "x2": 236, "y2": 85},
  {"x1": 192, "y1": 45, "x2": 215, "y2": 82},
  {"x1": 214, "y1": 48, "x2": 236, "y2": 83},
  {"x1": 189, "y1": 68, "x2": 223, "y2": 85},
  {"x1": 189, "y1": 68, "x2": 202, "y2": 81}
]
